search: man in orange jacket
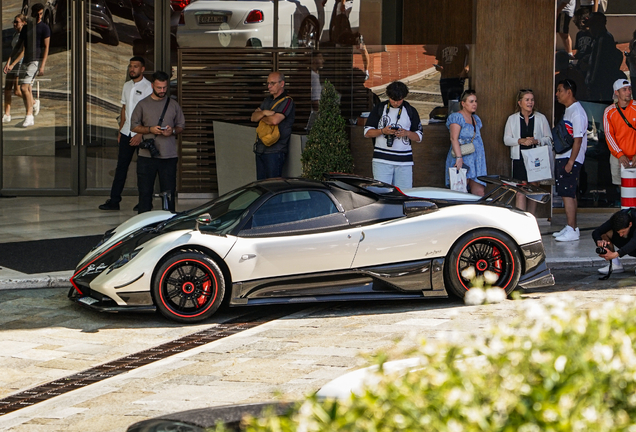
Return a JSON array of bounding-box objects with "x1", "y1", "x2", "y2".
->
[{"x1": 604, "y1": 79, "x2": 636, "y2": 191}]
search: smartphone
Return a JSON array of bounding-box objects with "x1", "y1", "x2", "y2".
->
[
  {"x1": 160, "y1": 126, "x2": 168, "y2": 130},
  {"x1": 390, "y1": 126, "x2": 399, "y2": 130}
]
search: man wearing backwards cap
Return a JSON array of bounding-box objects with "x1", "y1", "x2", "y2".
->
[{"x1": 603, "y1": 79, "x2": 636, "y2": 192}]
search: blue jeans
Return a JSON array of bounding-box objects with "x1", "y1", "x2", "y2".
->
[
  {"x1": 372, "y1": 161, "x2": 413, "y2": 189},
  {"x1": 256, "y1": 152, "x2": 286, "y2": 180}
]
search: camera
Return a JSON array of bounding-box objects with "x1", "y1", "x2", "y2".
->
[
  {"x1": 596, "y1": 246, "x2": 607, "y2": 255},
  {"x1": 140, "y1": 138, "x2": 160, "y2": 158},
  {"x1": 385, "y1": 126, "x2": 399, "y2": 147}
]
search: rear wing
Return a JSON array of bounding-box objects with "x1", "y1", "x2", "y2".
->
[{"x1": 478, "y1": 175, "x2": 550, "y2": 205}]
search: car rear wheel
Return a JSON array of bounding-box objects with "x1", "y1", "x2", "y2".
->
[
  {"x1": 153, "y1": 251, "x2": 225, "y2": 323},
  {"x1": 298, "y1": 17, "x2": 319, "y2": 48},
  {"x1": 445, "y1": 229, "x2": 521, "y2": 298}
]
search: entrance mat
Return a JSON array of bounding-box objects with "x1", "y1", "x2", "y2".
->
[{"x1": 0, "y1": 235, "x2": 103, "y2": 274}]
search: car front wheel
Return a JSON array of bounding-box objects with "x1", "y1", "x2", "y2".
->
[
  {"x1": 153, "y1": 251, "x2": 225, "y2": 323},
  {"x1": 445, "y1": 229, "x2": 521, "y2": 298}
]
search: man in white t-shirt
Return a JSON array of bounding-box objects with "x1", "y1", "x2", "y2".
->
[
  {"x1": 100, "y1": 56, "x2": 153, "y2": 211},
  {"x1": 553, "y1": 78, "x2": 588, "y2": 242},
  {"x1": 364, "y1": 81, "x2": 423, "y2": 189}
]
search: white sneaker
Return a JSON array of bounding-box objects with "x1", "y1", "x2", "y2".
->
[
  {"x1": 554, "y1": 226, "x2": 580, "y2": 242},
  {"x1": 33, "y1": 100, "x2": 40, "y2": 116},
  {"x1": 598, "y1": 259, "x2": 624, "y2": 274},
  {"x1": 22, "y1": 115, "x2": 34, "y2": 127},
  {"x1": 552, "y1": 226, "x2": 568, "y2": 237},
  {"x1": 2, "y1": 114, "x2": 10, "y2": 123}
]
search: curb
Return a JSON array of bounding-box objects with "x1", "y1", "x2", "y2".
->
[
  {"x1": 546, "y1": 256, "x2": 636, "y2": 269},
  {"x1": 0, "y1": 272, "x2": 73, "y2": 290}
]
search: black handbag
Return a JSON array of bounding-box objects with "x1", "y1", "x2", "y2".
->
[{"x1": 552, "y1": 119, "x2": 574, "y2": 154}]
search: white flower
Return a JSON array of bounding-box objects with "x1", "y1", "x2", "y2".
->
[
  {"x1": 485, "y1": 287, "x2": 507, "y2": 304},
  {"x1": 461, "y1": 265, "x2": 476, "y2": 280},
  {"x1": 554, "y1": 355, "x2": 567, "y2": 372},
  {"x1": 464, "y1": 287, "x2": 485, "y2": 305},
  {"x1": 483, "y1": 270, "x2": 499, "y2": 285}
]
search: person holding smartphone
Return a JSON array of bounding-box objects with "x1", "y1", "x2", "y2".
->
[
  {"x1": 130, "y1": 71, "x2": 185, "y2": 214},
  {"x1": 364, "y1": 81, "x2": 423, "y2": 189}
]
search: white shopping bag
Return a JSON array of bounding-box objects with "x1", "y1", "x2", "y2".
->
[
  {"x1": 449, "y1": 167, "x2": 468, "y2": 193},
  {"x1": 522, "y1": 145, "x2": 553, "y2": 182}
]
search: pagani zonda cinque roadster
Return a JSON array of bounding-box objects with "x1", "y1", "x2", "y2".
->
[{"x1": 70, "y1": 174, "x2": 554, "y2": 323}]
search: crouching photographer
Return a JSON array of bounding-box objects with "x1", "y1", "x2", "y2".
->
[
  {"x1": 593, "y1": 208, "x2": 636, "y2": 275},
  {"x1": 130, "y1": 71, "x2": 185, "y2": 214}
]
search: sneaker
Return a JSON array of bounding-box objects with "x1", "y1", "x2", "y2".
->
[
  {"x1": 554, "y1": 226, "x2": 580, "y2": 242},
  {"x1": 552, "y1": 226, "x2": 568, "y2": 237},
  {"x1": 598, "y1": 259, "x2": 624, "y2": 274},
  {"x1": 99, "y1": 199, "x2": 120, "y2": 211},
  {"x1": 22, "y1": 115, "x2": 34, "y2": 127},
  {"x1": 2, "y1": 114, "x2": 10, "y2": 123},
  {"x1": 33, "y1": 100, "x2": 40, "y2": 116}
]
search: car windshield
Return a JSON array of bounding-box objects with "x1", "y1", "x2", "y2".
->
[{"x1": 160, "y1": 186, "x2": 265, "y2": 235}]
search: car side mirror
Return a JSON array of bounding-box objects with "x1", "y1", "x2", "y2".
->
[
  {"x1": 403, "y1": 201, "x2": 437, "y2": 217},
  {"x1": 195, "y1": 213, "x2": 212, "y2": 231}
]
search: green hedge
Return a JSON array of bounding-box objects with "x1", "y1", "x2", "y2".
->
[{"x1": 216, "y1": 295, "x2": 636, "y2": 431}]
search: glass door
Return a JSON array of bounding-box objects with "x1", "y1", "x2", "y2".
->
[
  {"x1": 1, "y1": 0, "x2": 74, "y2": 193},
  {"x1": 83, "y1": 0, "x2": 159, "y2": 195}
]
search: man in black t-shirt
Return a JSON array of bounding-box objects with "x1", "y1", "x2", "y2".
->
[
  {"x1": 3, "y1": 3, "x2": 50, "y2": 127},
  {"x1": 251, "y1": 71, "x2": 295, "y2": 180},
  {"x1": 593, "y1": 209, "x2": 636, "y2": 275}
]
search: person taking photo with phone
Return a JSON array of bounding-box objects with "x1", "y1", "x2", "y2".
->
[{"x1": 364, "y1": 81, "x2": 423, "y2": 189}]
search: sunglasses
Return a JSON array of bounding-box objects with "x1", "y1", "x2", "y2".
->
[{"x1": 460, "y1": 89, "x2": 476, "y2": 99}]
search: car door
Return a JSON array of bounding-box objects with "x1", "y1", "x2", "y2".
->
[{"x1": 225, "y1": 190, "x2": 363, "y2": 282}]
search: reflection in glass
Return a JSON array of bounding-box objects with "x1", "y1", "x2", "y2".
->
[
  {"x1": 86, "y1": 0, "x2": 145, "y2": 191},
  {"x1": 2, "y1": 0, "x2": 71, "y2": 190}
]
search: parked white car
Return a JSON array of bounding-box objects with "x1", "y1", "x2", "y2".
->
[{"x1": 176, "y1": 0, "x2": 360, "y2": 48}]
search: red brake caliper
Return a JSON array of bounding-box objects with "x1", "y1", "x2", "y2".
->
[
  {"x1": 492, "y1": 246, "x2": 502, "y2": 273},
  {"x1": 197, "y1": 279, "x2": 211, "y2": 307}
]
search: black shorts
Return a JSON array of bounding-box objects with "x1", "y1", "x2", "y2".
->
[
  {"x1": 555, "y1": 158, "x2": 582, "y2": 198},
  {"x1": 556, "y1": 12, "x2": 572, "y2": 34}
]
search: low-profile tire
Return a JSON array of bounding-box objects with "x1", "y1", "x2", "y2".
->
[
  {"x1": 298, "y1": 17, "x2": 320, "y2": 48},
  {"x1": 153, "y1": 251, "x2": 225, "y2": 323},
  {"x1": 445, "y1": 229, "x2": 521, "y2": 298}
]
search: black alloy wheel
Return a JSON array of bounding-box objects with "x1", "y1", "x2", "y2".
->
[
  {"x1": 297, "y1": 17, "x2": 319, "y2": 48},
  {"x1": 153, "y1": 251, "x2": 225, "y2": 323},
  {"x1": 445, "y1": 229, "x2": 521, "y2": 298}
]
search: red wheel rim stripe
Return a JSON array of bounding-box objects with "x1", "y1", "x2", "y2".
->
[
  {"x1": 456, "y1": 236, "x2": 515, "y2": 291},
  {"x1": 159, "y1": 259, "x2": 219, "y2": 318}
]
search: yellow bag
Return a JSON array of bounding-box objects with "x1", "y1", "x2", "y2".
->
[{"x1": 256, "y1": 96, "x2": 289, "y2": 146}]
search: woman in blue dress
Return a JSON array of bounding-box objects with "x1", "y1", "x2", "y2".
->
[{"x1": 445, "y1": 89, "x2": 488, "y2": 196}]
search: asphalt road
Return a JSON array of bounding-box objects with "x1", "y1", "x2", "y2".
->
[{"x1": 0, "y1": 266, "x2": 634, "y2": 431}]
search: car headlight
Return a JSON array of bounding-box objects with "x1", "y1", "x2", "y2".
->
[{"x1": 108, "y1": 247, "x2": 142, "y2": 273}]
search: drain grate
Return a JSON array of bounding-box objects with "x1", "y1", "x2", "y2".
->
[{"x1": 0, "y1": 309, "x2": 296, "y2": 416}]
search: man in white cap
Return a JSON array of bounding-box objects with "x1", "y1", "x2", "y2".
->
[
  {"x1": 604, "y1": 79, "x2": 636, "y2": 190},
  {"x1": 598, "y1": 79, "x2": 636, "y2": 274}
]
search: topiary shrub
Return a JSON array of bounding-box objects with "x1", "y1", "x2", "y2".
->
[
  {"x1": 216, "y1": 297, "x2": 636, "y2": 431},
  {"x1": 301, "y1": 80, "x2": 354, "y2": 180}
]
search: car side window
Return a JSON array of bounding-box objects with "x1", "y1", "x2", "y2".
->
[{"x1": 251, "y1": 191, "x2": 338, "y2": 228}]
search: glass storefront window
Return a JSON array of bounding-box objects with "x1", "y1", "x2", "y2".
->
[{"x1": 2, "y1": 0, "x2": 72, "y2": 190}]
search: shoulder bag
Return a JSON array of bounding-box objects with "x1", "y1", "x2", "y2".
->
[
  {"x1": 451, "y1": 115, "x2": 476, "y2": 157},
  {"x1": 256, "y1": 96, "x2": 290, "y2": 147},
  {"x1": 551, "y1": 119, "x2": 574, "y2": 154},
  {"x1": 616, "y1": 103, "x2": 636, "y2": 131}
]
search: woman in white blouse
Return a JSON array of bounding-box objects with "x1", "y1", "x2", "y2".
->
[{"x1": 503, "y1": 89, "x2": 553, "y2": 214}]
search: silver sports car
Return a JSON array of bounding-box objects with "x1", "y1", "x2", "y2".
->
[{"x1": 69, "y1": 174, "x2": 554, "y2": 323}]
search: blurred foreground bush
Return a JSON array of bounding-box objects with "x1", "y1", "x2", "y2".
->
[{"x1": 215, "y1": 296, "x2": 636, "y2": 431}]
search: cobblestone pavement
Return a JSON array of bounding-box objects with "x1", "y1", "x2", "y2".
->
[{"x1": 0, "y1": 267, "x2": 634, "y2": 431}]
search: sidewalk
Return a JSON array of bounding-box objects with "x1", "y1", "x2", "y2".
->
[{"x1": 0, "y1": 196, "x2": 628, "y2": 290}]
